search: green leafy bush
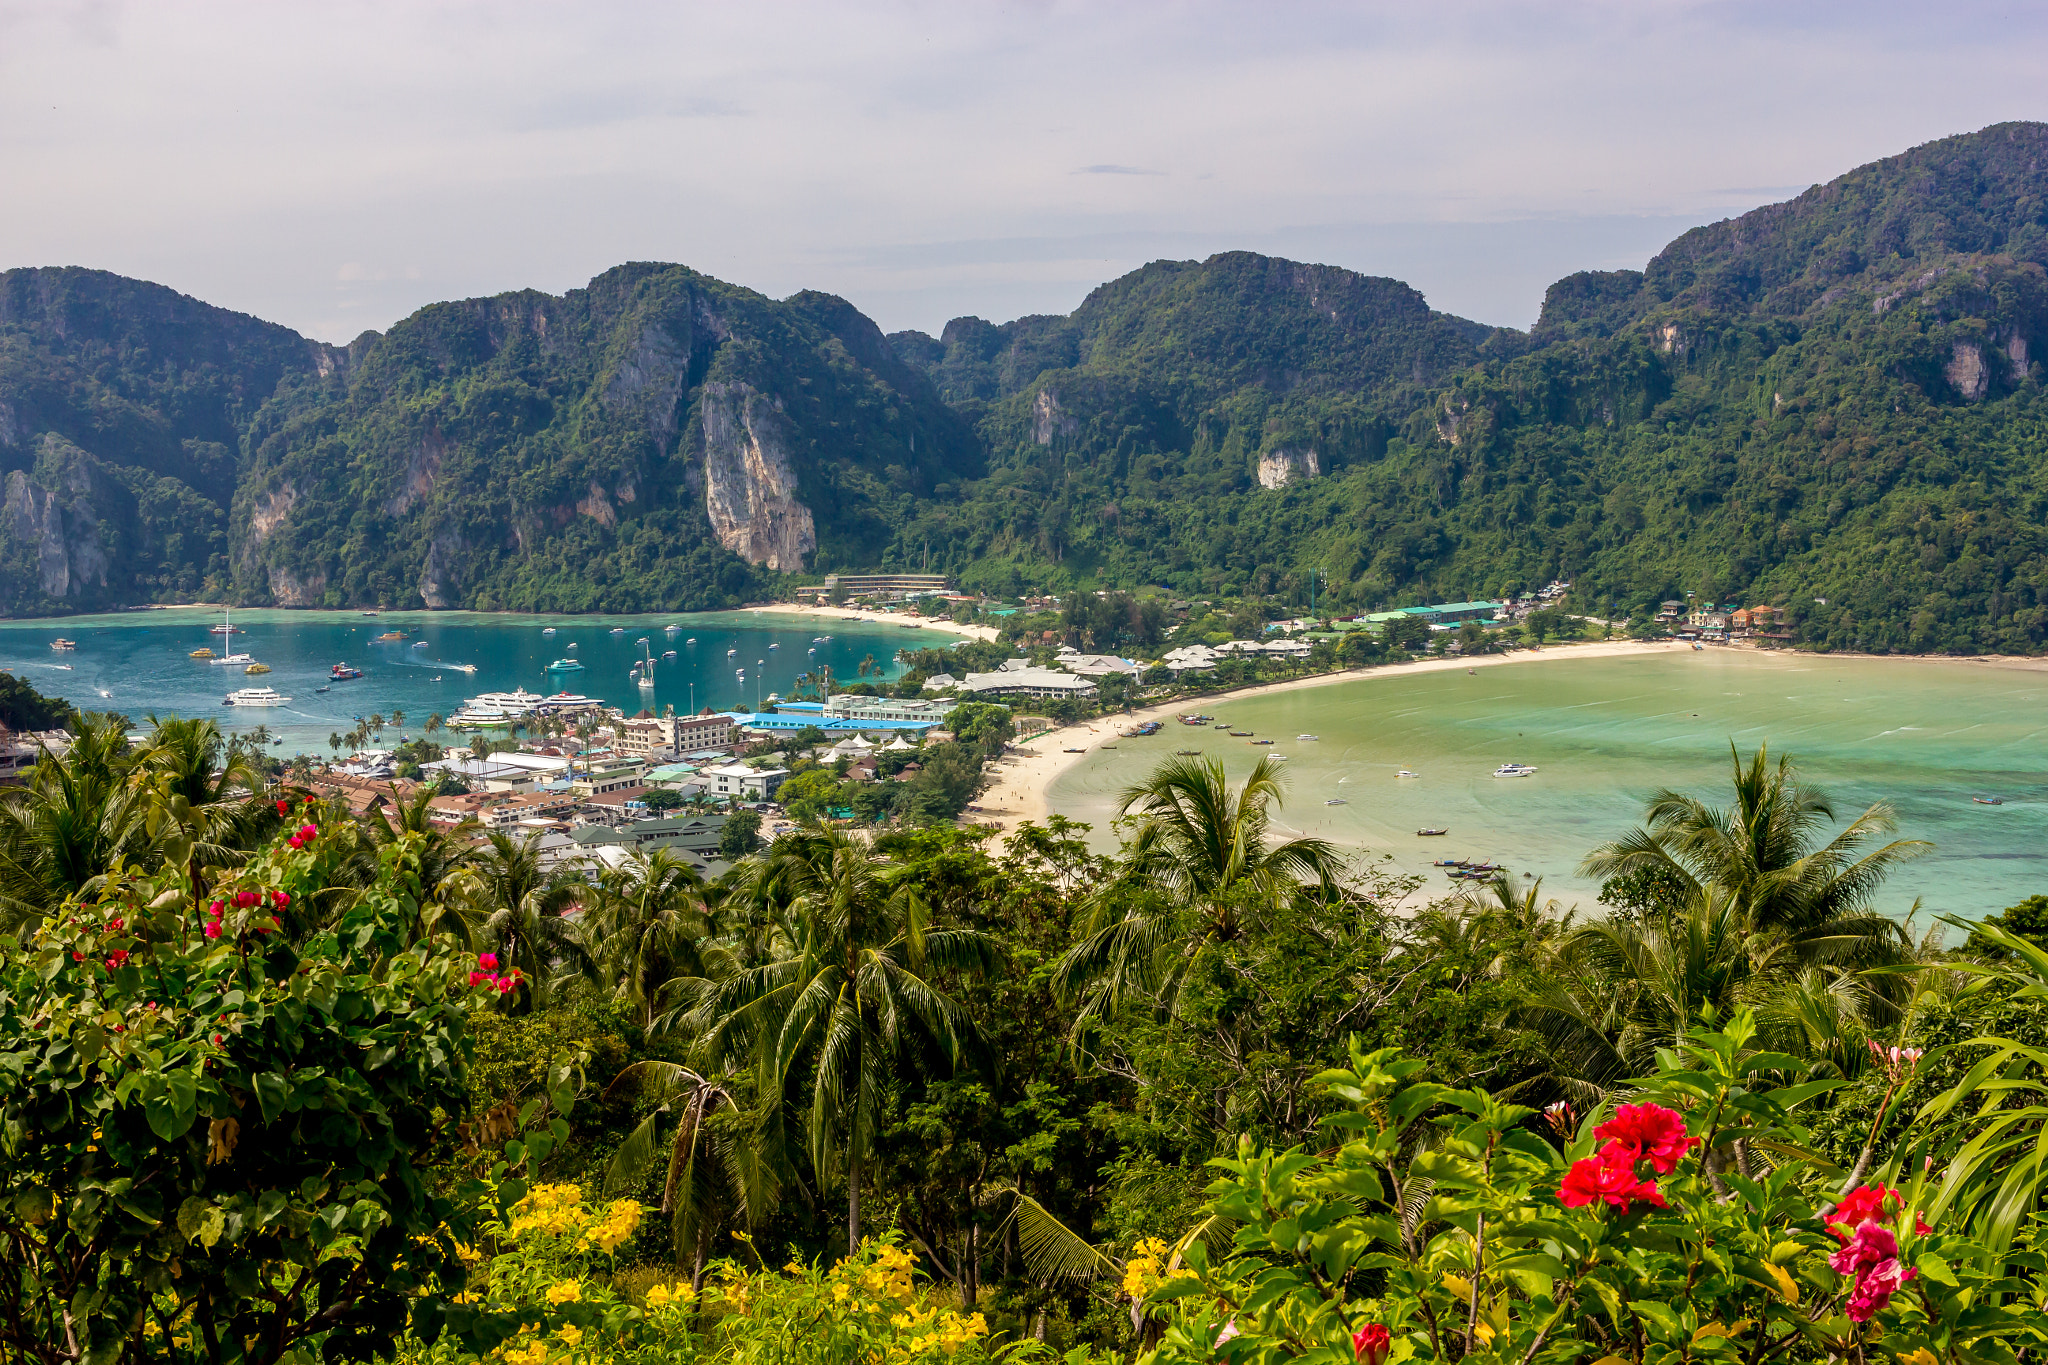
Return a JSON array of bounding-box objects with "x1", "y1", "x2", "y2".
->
[{"x1": 1147, "y1": 1013, "x2": 2048, "y2": 1363}]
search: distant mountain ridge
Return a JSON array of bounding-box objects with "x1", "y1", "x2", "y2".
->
[{"x1": 1, "y1": 122, "x2": 2045, "y2": 653}]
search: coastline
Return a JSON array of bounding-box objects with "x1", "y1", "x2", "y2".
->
[
  {"x1": 972, "y1": 639, "x2": 1700, "y2": 840},
  {"x1": 740, "y1": 602, "x2": 1003, "y2": 643}
]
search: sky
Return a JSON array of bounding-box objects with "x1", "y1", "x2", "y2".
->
[{"x1": 2, "y1": 1, "x2": 2045, "y2": 343}]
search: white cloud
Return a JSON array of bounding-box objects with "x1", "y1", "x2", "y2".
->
[{"x1": 0, "y1": 0, "x2": 2042, "y2": 339}]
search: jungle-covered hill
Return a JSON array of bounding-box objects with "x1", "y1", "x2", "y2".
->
[{"x1": 2, "y1": 122, "x2": 2046, "y2": 651}]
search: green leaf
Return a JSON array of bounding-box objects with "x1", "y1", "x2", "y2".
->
[{"x1": 254, "y1": 1072, "x2": 289, "y2": 1123}]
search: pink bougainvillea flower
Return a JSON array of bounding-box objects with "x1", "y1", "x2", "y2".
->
[
  {"x1": 271, "y1": 889, "x2": 290, "y2": 907},
  {"x1": 203, "y1": 922, "x2": 222, "y2": 939},
  {"x1": 298, "y1": 823, "x2": 319, "y2": 840},
  {"x1": 468, "y1": 970, "x2": 487, "y2": 986},
  {"x1": 496, "y1": 977, "x2": 516, "y2": 994},
  {"x1": 1559, "y1": 1147, "x2": 1666, "y2": 1212},
  {"x1": 208, "y1": 900, "x2": 224, "y2": 916},
  {"x1": 275, "y1": 798, "x2": 291, "y2": 816},
  {"x1": 1353, "y1": 1323, "x2": 1391, "y2": 1364},
  {"x1": 105, "y1": 949, "x2": 129, "y2": 969},
  {"x1": 477, "y1": 952, "x2": 498, "y2": 970},
  {"x1": 1593, "y1": 1103, "x2": 1698, "y2": 1173}
]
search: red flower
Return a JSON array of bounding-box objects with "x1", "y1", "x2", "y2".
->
[
  {"x1": 212, "y1": 1033, "x2": 223, "y2": 1045},
  {"x1": 496, "y1": 977, "x2": 516, "y2": 994},
  {"x1": 1558, "y1": 1147, "x2": 1666, "y2": 1212},
  {"x1": 71, "y1": 951, "x2": 86, "y2": 962},
  {"x1": 271, "y1": 889, "x2": 290, "y2": 908},
  {"x1": 234, "y1": 890, "x2": 259, "y2": 908},
  {"x1": 468, "y1": 970, "x2": 487, "y2": 986},
  {"x1": 287, "y1": 836, "x2": 303, "y2": 849},
  {"x1": 203, "y1": 922, "x2": 222, "y2": 940},
  {"x1": 298, "y1": 823, "x2": 319, "y2": 840},
  {"x1": 477, "y1": 952, "x2": 499, "y2": 970},
  {"x1": 276, "y1": 798, "x2": 291, "y2": 816},
  {"x1": 108, "y1": 917, "x2": 124, "y2": 932},
  {"x1": 1827, "y1": 1184, "x2": 1901, "y2": 1239},
  {"x1": 105, "y1": 950, "x2": 129, "y2": 969},
  {"x1": 208, "y1": 900, "x2": 224, "y2": 917},
  {"x1": 1353, "y1": 1323, "x2": 1391, "y2": 1364},
  {"x1": 1830, "y1": 1222, "x2": 1918, "y2": 1322},
  {"x1": 1593, "y1": 1103, "x2": 1698, "y2": 1174}
]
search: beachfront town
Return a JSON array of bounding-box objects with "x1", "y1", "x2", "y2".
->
[{"x1": 0, "y1": 573, "x2": 1797, "y2": 875}]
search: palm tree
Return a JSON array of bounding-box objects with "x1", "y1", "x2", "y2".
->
[
  {"x1": 389, "y1": 708, "x2": 405, "y2": 735},
  {"x1": 329, "y1": 732, "x2": 343, "y2": 759},
  {"x1": 1520, "y1": 748, "x2": 1933, "y2": 1098},
  {"x1": 352, "y1": 786, "x2": 485, "y2": 943},
  {"x1": 1582, "y1": 742, "x2": 1927, "y2": 953},
  {"x1": 476, "y1": 829, "x2": 589, "y2": 1008},
  {"x1": 593, "y1": 847, "x2": 726, "y2": 1030},
  {"x1": 468, "y1": 734, "x2": 492, "y2": 765},
  {"x1": 695, "y1": 828, "x2": 997, "y2": 1254},
  {"x1": 424, "y1": 713, "x2": 444, "y2": 740},
  {"x1": 1053, "y1": 755, "x2": 1341, "y2": 1024},
  {"x1": 0, "y1": 715, "x2": 146, "y2": 931},
  {"x1": 601, "y1": 1063, "x2": 768, "y2": 1288},
  {"x1": 131, "y1": 715, "x2": 270, "y2": 901}
]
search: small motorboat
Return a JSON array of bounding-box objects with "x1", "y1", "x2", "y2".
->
[
  {"x1": 1298, "y1": 733, "x2": 1319, "y2": 740},
  {"x1": 543, "y1": 627, "x2": 556, "y2": 635},
  {"x1": 1249, "y1": 738, "x2": 1274, "y2": 745},
  {"x1": 190, "y1": 647, "x2": 216, "y2": 659},
  {"x1": 548, "y1": 659, "x2": 585, "y2": 672},
  {"x1": 50, "y1": 639, "x2": 76, "y2": 651},
  {"x1": 1974, "y1": 796, "x2": 2005, "y2": 805},
  {"x1": 1493, "y1": 763, "x2": 1537, "y2": 778},
  {"x1": 1418, "y1": 828, "x2": 1449, "y2": 837},
  {"x1": 686, "y1": 638, "x2": 696, "y2": 644},
  {"x1": 329, "y1": 663, "x2": 363, "y2": 680},
  {"x1": 412, "y1": 640, "x2": 429, "y2": 648},
  {"x1": 769, "y1": 643, "x2": 780, "y2": 650},
  {"x1": 727, "y1": 648, "x2": 739, "y2": 657},
  {"x1": 1230, "y1": 731, "x2": 1253, "y2": 738},
  {"x1": 1325, "y1": 798, "x2": 1346, "y2": 805},
  {"x1": 663, "y1": 650, "x2": 677, "y2": 659},
  {"x1": 1063, "y1": 747, "x2": 1087, "y2": 753},
  {"x1": 244, "y1": 663, "x2": 271, "y2": 675},
  {"x1": 1176, "y1": 749, "x2": 1202, "y2": 756},
  {"x1": 665, "y1": 623, "x2": 682, "y2": 633},
  {"x1": 315, "y1": 685, "x2": 330, "y2": 693},
  {"x1": 566, "y1": 641, "x2": 578, "y2": 650},
  {"x1": 609, "y1": 627, "x2": 626, "y2": 635},
  {"x1": 1396, "y1": 770, "x2": 1419, "y2": 779},
  {"x1": 1434, "y1": 858, "x2": 1468, "y2": 868}
]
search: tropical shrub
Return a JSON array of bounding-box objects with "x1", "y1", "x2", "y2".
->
[
  {"x1": 401, "y1": 1199, "x2": 1008, "y2": 1365},
  {"x1": 0, "y1": 817, "x2": 514, "y2": 1365},
  {"x1": 1145, "y1": 1013, "x2": 2048, "y2": 1363}
]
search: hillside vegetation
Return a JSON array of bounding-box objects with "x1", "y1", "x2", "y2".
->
[{"x1": 2, "y1": 124, "x2": 2046, "y2": 651}]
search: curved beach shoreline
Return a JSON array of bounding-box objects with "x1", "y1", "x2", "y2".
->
[{"x1": 972, "y1": 639, "x2": 1697, "y2": 840}]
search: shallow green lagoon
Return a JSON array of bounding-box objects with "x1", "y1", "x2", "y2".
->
[
  {"x1": 0, "y1": 607, "x2": 924, "y2": 752},
  {"x1": 1047, "y1": 650, "x2": 2048, "y2": 920}
]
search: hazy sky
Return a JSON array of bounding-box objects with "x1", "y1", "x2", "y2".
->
[{"x1": 2, "y1": 1, "x2": 2044, "y2": 342}]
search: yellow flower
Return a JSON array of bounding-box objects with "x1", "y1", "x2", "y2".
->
[
  {"x1": 555, "y1": 1324, "x2": 583, "y2": 1347},
  {"x1": 1121, "y1": 1237, "x2": 1172, "y2": 1302},
  {"x1": 545, "y1": 1280, "x2": 583, "y2": 1305},
  {"x1": 645, "y1": 1281, "x2": 694, "y2": 1310}
]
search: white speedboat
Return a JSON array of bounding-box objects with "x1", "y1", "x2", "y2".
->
[
  {"x1": 543, "y1": 627, "x2": 556, "y2": 635},
  {"x1": 1298, "y1": 733, "x2": 1320, "y2": 740},
  {"x1": 1493, "y1": 762, "x2": 1538, "y2": 778},
  {"x1": 223, "y1": 687, "x2": 290, "y2": 707},
  {"x1": 1396, "y1": 769, "x2": 1419, "y2": 779}
]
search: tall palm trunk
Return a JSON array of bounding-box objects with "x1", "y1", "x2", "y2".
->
[{"x1": 847, "y1": 1144, "x2": 862, "y2": 1256}]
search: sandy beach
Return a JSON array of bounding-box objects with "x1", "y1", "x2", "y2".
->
[
  {"x1": 745, "y1": 602, "x2": 1002, "y2": 643},
  {"x1": 971, "y1": 639, "x2": 1699, "y2": 840}
]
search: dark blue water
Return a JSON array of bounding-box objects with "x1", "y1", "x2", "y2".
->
[{"x1": 0, "y1": 608, "x2": 943, "y2": 755}]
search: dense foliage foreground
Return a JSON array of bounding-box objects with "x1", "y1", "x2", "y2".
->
[{"x1": 5, "y1": 723, "x2": 2048, "y2": 1363}]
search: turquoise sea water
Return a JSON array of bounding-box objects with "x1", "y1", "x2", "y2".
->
[
  {"x1": 0, "y1": 608, "x2": 924, "y2": 751},
  {"x1": 1046, "y1": 650, "x2": 2048, "y2": 921}
]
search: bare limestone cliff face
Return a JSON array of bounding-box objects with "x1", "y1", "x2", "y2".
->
[
  {"x1": 698, "y1": 381, "x2": 815, "y2": 572},
  {"x1": 418, "y1": 528, "x2": 465, "y2": 608},
  {"x1": 603, "y1": 321, "x2": 694, "y2": 449},
  {"x1": 1, "y1": 438, "x2": 114, "y2": 601},
  {"x1": 1256, "y1": 447, "x2": 1320, "y2": 489},
  {"x1": 240, "y1": 482, "x2": 326, "y2": 605}
]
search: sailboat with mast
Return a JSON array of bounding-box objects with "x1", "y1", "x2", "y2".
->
[
  {"x1": 630, "y1": 638, "x2": 657, "y2": 689},
  {"x1": 209, "y1": 606, "x2": 254, "y2": 666}
]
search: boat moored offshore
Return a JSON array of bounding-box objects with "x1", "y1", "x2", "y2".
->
[{"x1": 223, "y1": 686, "x2": 290, "y2": 707}]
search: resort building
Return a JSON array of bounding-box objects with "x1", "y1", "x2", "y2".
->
[
  {"x1": 956, "y1": 661, "x2": 1098, "y2": 701},
  {"x1": 793, "y1": 573, "x2": 952, "y2": 602},
  {"x1": 823, "y1": 694, "x2": 955, "y2": 725},
  {"x1": 1054, "y1": 646, "x2": 1144, "y2": 679},
  {"x1": 701, "y1": 763, "x2": 789, "y2": 801},
  {"x1": 569, "y1": 813, "x2": 729, "y2": 856}
]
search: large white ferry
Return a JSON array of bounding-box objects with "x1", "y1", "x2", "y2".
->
[
  {"x1": 222, "y1": 687, "x2": 290, "y2": 707},
  {"x1": 447, "y1": 688, "x2": 548, "y2": 729}
]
